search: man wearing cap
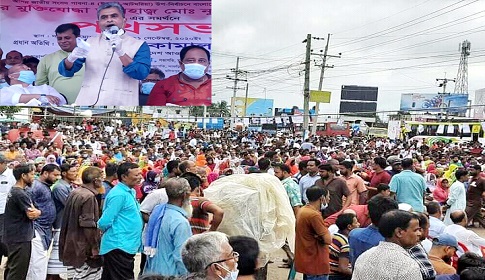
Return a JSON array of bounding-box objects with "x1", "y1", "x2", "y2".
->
[
  {"x1": 389, "y1": 158, "x2": 427, "y2": 212},
  {"x1": 428, "y1": 233, "x2": 458, "y2": 275},
  {"x1": 386, "y1": 155, "x2": 402, "y2": 177},
  {"x1": 0, "y1": 154, "x2": 16, "y2": 264}
]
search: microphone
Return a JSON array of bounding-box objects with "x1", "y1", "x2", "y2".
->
[{"x1": 109, "y1": 26, "x2": 119, "y2": 51}]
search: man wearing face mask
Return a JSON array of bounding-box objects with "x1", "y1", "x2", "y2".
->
[
  {"x1": 182, "y1": 232, "x2": 240, "y2": 280},
  {"x1": 2, "y1": 50, "x2": 23, "y2": 71},
  {"x1": 295, "y1": 186, "x2": 332, "y2": 280},
  {"x1": 146, "y1": 45, "x2": 212, "y2": 106},
  {"x1": 58, "y1": 2, "x2": 151, "y2": 106},
  {"x1": 139, "y1": 68, "x2": 165, "y2": 106},
  {"x1": 1, "y1": 64, "x2": 67, "y2": 106}
]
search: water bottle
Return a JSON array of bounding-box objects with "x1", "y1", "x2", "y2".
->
[{"x1": 39, "y1": 94, "x2": 50, "y2": 106}]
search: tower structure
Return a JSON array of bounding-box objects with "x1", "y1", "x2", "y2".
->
[{"x1": 454, "y1": 40, "x2": 471, "y2": 94}]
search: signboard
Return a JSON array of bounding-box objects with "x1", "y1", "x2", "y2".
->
[
  {"x1": 0, "y1": 0, "x2": 211, "y2": 77},
  {"x1": 232, "y1": 97, "x2": 274, "y2": 117},
  {"x1": 309, "y1": 90, "x2": 331, "y2": 103},
  {"x1": 400, "y1": 93, "x2": 469, "y2": 113},
  {"x1": 341, "y1": 85, "x2": 378, "y2": 101}
]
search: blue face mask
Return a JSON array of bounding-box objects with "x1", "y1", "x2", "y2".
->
[
  {"x1": 141, "y1": 82, "x2": 155, "y2": 95},
  {"x1": 17, "y1": 70, "x2": 36, "y2": 85},
  {"x1": 183, "y1": 63, "x2": 206, "y2": 80}
]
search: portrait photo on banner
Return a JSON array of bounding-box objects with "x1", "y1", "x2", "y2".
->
[{"x1": 0, "y1": 0, "x2": 212, "y2": 107}]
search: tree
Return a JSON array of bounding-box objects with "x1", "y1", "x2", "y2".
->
[
  {"x1": 190, "y1": 101, "x2": 231, "y2": 117},
  {"x1": 0, "y1": 106, "x2": 22, "y2": 119}
]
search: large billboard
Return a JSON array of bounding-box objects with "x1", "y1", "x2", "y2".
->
[
  {"x1": 232, "y1": 97, "x2": 274, "y2": 117},
  {"x1": 0, "y1": 0, "x2": 211, "y2": 77},
  {"x1": 340, "y1": 85, "x2": 378, "y2": 116},
  {"x1": 341, "y1": 85, "x2": 378, "y2": 101},
  {"x1": 473, "y1": 88, "x2": 485, "y2": 119},
  {"x1": 400, "y1": 93, "x2": 469, "y2": 113}
]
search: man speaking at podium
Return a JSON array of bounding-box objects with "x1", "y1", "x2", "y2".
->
[{"x1": 58, "y1": 2, "x2": 151, "y2": 106}]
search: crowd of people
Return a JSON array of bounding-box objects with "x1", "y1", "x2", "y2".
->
[
  {"x1": 0, "y1": 118, "x2": 484, "y2": 280},
  {"x1": 0, "y1": 1, "x2": 212, "y2": 106}
]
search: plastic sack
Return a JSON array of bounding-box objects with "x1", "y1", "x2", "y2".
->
[{"x1": 204, "y1": 173, "x2": 296, "y2": 261}]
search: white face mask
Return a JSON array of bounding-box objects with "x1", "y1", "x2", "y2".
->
[
  {"x1": 321, "y1": 197, "x2": 328, "y2": 210},
  {"x1": 5, "y1": 64, "x2": 12, "y2": 69},
  {"x1": 217, "y1": 263, "x2": 239, "y2": 280}
]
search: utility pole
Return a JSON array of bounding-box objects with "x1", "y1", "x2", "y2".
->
[
  {"x1": 227, "y1": 57, "x2": 247, "y2": 129},
  {"x1": 311, "y1": 33, "x2": 341, "y2": 136},
  {"x1": 302, "y1": 34, "x2": 312, "y2": 136},
  {"x1": 244, "y1": 83, "x2": 249, "y2": 117}
]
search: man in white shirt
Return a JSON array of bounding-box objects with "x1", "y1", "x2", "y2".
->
[
  {"x1": 1, "y1": 64, "x2": 67, "y2": 106},
  {"x1": 444, "y1": 210, "x2": 485, "y2": 257},
  {"x1": 0, "y1": 155, "x2": 17, "y2": 264},
  {"x1": 426, "y1": 201, "x2": 446, "y2": 239},
  {"x1": 299, "y1": 159, "x2": 321, "y2": 204}
]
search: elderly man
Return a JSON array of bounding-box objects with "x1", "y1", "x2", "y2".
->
[
  {"x1": 181, "y1": 232, "x2": 239, "y2": 280},
  {"x1": 147, "y1": 45, "x2": 211, "y2": 106},
  {"x1": 1, "y1": 64, "x2": 67, "y2": 106},
  {"x1": 443, "y1": 210, "x2": 485, "y2": 257},
  {"x1": 58, "y1": 2, "x2": 150, "y2": 106},
  {"x1": 36, "y1": 23, "x2": 85, "y2": 104},
  {"x1": 352, "y1": 210, "x2": 423, "y2": 279},
  {"x1": 59, "y1": 167, "x2": 103, "y2": 279},
  {"x1": 143, "y1": 178, "x2": 193, "y2": 276},
  {"x1": 98, "y1": 162, "x2": 143, "y2": 280}
]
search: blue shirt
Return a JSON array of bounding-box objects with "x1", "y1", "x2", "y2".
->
[
  {"x1": 58, "y1": 42, "x2": 151, "y2": 80},
  {"x1": 389, "y1": 170, "x2": 426, "y2": 212},
  {"x1": 144, "y1": 204, "x2": 192, "y2": 276},
  {"x1": 348, "y1": 224, "x2": 383, "y2": 268},
  {"x1": 28, "y1": 179, "x2": 57, "y2": 250},
  {"x1": 98, "y1": 182, "x2": 143, "y2": 255}
]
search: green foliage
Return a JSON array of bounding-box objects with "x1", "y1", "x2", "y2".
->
[{"x1": 0, "y1": 106, "x2": 22, "y2": 119}]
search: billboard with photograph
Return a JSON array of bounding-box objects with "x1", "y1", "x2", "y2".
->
[{"x1": 400, "y1": 93, "x2": 469, "y2": 113}]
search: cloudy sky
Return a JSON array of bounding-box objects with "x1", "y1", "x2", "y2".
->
[{"x1": 211, "y1": 0, "x2": 485, "y2": 116}]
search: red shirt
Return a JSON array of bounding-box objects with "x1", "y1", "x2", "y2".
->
[{"x1": 146, "y1": 73, "x2": 211, "y2": 106}]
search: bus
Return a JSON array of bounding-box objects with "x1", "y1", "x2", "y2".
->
[
  {"x1": 367, "y1": 127, "x2": 388, "y2": 138},
  {"x1": 401, "y1": 120, "x2": 485, "y2": 144},
  {"x1": 308, "y1": 122, "x2": 351, "y2": 137}
]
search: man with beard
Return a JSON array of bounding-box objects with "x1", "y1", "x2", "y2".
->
[
  {"x1": 465, "y1": 165, "x2": 485, "y2": 228},
  {"x1": 26, "y1": 164, "x2": 61, "y2": 280},
  {"x1": 3, "y1": 164, "x2": 41, "y2": 280},
  {"x1": 143, "y1": 177, "x2": 193, "y2": 276},
  {"x1": 273, "y1": 163, "x2": 302, "y2": 216},
  {"x1": 428, "y1": 233, "x2": 458, "y2": 275},
  {"x1": 338, "y1": 161, "x2": 367, "y2": 206},
  {"x1": 98, "y1": 162, "x2": 143, "y2": 280},
  {"x1": 316, "y1": 164, "x2": 351, "y2": 218},
  {"x1": 48, "y1": 163, "x2": 79, "y2": 280}
]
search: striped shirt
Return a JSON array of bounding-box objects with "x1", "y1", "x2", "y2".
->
[
  {"x1": 189, "y1": 196, "x2": 212, "y2": 234},
  {"x1": 329, "y1": 232, "x2": 351, "y2": 275}
]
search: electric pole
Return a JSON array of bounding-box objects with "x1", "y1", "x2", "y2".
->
[
  {"x1": 311, "y1": 33, "x2": 341, "y2": 136},
  {"x1": 227, "y1": 56, "x2": 247, "y2": 129},
  {"x1": 303, "y1": 34, "x2": 312, "y2": 136}
]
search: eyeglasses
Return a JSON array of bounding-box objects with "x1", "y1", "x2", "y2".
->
[{"x1": 205, "y1": 251, "x2": 239, "y2": 269}]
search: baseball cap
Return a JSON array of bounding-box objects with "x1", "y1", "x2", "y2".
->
[
  {"x1": 387, "y1": 156, "x2": 402, "y2": 166},
  {"x1": 432, "y1": 233, "x2": 458, "y2": 250}
]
